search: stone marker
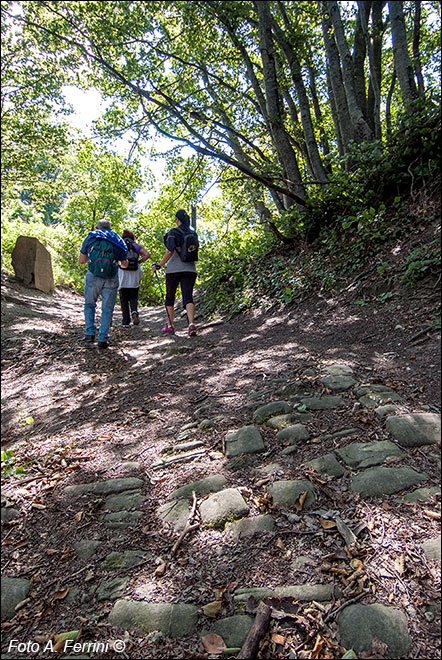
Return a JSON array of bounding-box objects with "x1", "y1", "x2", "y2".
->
[
  {"x1": 356, "y1": 384, "x2": 402, "y2": 408},
  {"x1": 386, "y1": 413, "x2": 441, "y2": 447},
  {"x1": 225, "y1": 426, "x2": 265, "y2": 456},
  {"x1": 338, "y1": 603, "x2": 411, "y2": 657},
  {"x1": 200, "y1": 488, "x2": 249, "y2": 526},
  {"x1": 96, "y1": 577, "x2": 129, "y2": 601},
  {"x1": 225, "y1": 514, "x2": 275, "y2": 540},
  {"x1": 421, "y1": 535, "x2": 441, "y2": 563},
  {"x1": 64, "y1": 477, "x2": 143, "y2": 497},
  {"x1": 351, "y1": 466, "x2": 427, "y2": 497},
  {"x1": 12, "y1": 235, "x2": 54, "y2": 293},
  {"x1": 168, "y1": 474, "x2": 227, "y2": 500},
  {"x1": 1, "y1": 576, "x2": 30, "y2": 619},
  {"x1": 253, "y1": 401, "x2": 292, "y2": 424},
  {"x1": 276, "y1": 424, "x2": 310, "y2": 445},
  {"x1": 403, "y1": 486, "x2": 441, "y2": 503},
  {"x1": 104, "y1": 490, "x2": 144, "y2": 511},
  {"x1": 268, "y1": 480, "x2": 316, "y2": 509},
  {"x1": 102, "y1": 550, "x2": 150, "y2": 571},
  {"x1": 73, "y1": 540, "x2": 101, "y2": 560},
  {"x1": 319, "y1": 375, "x2": 356, "y2": 391},
  {"x1": 103, "y1": 511, "x2": 143, "y2": 528},
  {"x1": 335, "y1": 440, "x2": 403, "y2": 469},
  {"x1": 157, "y1": 499, "x2": 190, "y2": 531},
  {"x1": 323, "y1": 364, "x2": 354, "y2": 376},
  {"x1": 205, "y1": 615, "x2": 255, "y2": 648},
  {"x1": 308, "y1": 453, "x2": 346, "y2": 477},
  {"x1": 109, "y1": 601, "x2": 198, "y2": 636},
  {"x1": 234, "y1": 584, "x2": 338, "y2": 602},
  {"x1": 300, "y1": 396, "x2": 344, "y2": 410}
]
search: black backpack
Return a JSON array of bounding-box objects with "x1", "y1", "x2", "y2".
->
[
  {"x1": 175, "y1": 226, "x2": 199, "y2": 262},
  {"x1": 122, "y1": 238, "x2": 139, "y2": 271}
]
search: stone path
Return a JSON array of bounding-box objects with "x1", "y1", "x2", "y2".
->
[{"x1": 2, "y1": 362, "x2": 440, "y2": 657}]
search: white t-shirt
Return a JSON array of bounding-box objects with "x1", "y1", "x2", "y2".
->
[{"x1": 118, "y1": 266, "x2": 144, "y2": 289}]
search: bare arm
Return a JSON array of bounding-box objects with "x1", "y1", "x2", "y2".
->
[
  {"x1": 139, "y1": 247, "x2": 151, "y2": 263},
  {"x1": 79, "y1": 253, "x2": 87, "y2": 265},
  {"x1": 152, "y1": 250, "x2": 173, "y2": 272}
]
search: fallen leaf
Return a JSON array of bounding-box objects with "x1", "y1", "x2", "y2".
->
[
  {"x1": 201, "y1": 600, "x2": 222, "y2": 618},
  {"x1": 423, "y1": 509, "x2": 441, "y2": 520},
  {"x1": 276, "y1": 537, "x2": 286, "y2": 552},
  {"x1": 271, "y1": 633, "x2": 286, "y2": 646},
  {"x1": 53, "y1": 630, "x2": 80, "y2": 653},
  {"x1": 74, "y1": 511, "x2": 83, "y2": 522},
  {"x1": 201, "y1": 633, "x2": 226, "y2": 654},
  {"x1": 154, "y1": 560, "x2": 167, "y2": 577},
  {"x1": 393, "y1": 554, "x2": 405, "y2": 575},
  {"x1": 320, "y1": 518, "x2": 337, "y2": 529},
  {"x1": 51, "y1": 587, "x2": 69, "y2": 602},
  {"x1": 298, "y1": 490, "x2": 309, "y2": 510}
]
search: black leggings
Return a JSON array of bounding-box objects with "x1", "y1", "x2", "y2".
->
[
  {"x1": 165, "y1": 272, "x2": 197, "y2": 307},
  {"x1": 119, "y1": 287, "x2": 139, "y2": 325}
]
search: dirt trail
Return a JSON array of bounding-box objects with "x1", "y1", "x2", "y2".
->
[{"x1": 1, "y1": 275, "x2": 441, "y2": 659}]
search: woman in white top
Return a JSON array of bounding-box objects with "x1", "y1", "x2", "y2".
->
[{"x1": 118, "y1": 229, "x2": 150, "y2": 326}]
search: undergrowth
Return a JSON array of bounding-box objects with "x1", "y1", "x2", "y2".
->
[{"x1": 200, "y1": 101, "x2": 441, "y2": 317}]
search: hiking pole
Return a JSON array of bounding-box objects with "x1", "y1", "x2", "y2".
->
[{"x1": 153, "y1": 267, "x2": 173, "y2": 328}]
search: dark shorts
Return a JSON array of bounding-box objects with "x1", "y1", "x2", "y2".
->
[{"x1": 165, "y1": 272, "x2": 197, "y2": 307}]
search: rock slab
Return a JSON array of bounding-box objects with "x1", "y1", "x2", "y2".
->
[
  {"x1": 225, "y1": 426, "x2": 264, "y2": 456},
  {"x1": 338, "y1": 603, "x2": 411, "y2": 657},
  {"x1": 200, "y1": 488, "x2": 249, "y2": 527},
  {"x1": 1, "y1": 576, "x2": 30, "y2": 619},
  {"x1": 109, "y1": 601, "x2": 198, "y2": 636},
  {"x1": 386, "y1": 413, "x2": 441, "y2": 447}
]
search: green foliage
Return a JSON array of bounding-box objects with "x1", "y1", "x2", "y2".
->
[
  {"x1": 1, "y1": 449, "x2": 24, "y2": 478},
  {"x1": 401, "y1": 244, "x2": 441, "y2": 286}
]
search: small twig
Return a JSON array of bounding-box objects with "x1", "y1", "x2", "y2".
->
[
  {"x1": 323, "y1": 590, "x2": 368, "y2": 623},
  {"x1": 409, "y1": 325, "x2": 433, "y2": 343},
  {"x1": 171, "y1": 522, "x2": 200, "y2": 556},
  {"x1": 2, "y1": 474, "x2": 46, "y2": 490},
  {"x1": 171, "y1": 491, "x2": 200, "y2": 556}
]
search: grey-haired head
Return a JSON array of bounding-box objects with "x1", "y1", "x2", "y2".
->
[{"x1": 96, "y1": 220, "x2": 111, "y2": 230}]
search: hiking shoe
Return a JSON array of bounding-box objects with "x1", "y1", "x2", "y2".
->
[
  {"x1": 84, "y1": 335, "x2": 95, "y2": 343},
  {"x1": 161, "y1": 324, "x2": 175, "y2": 334},
  {"x1": 132, "y1": 311, "x2": 140, "y2": 325},
  {"x1": 188, "y1": 324, "x2": 197, "y2": 336},
  {"x1": 98, "y1": 341, "x2": 109, "y2": 349}
]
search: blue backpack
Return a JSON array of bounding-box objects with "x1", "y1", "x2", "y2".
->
[{"x1": 88, "y1": 239, "x2": 117, "y2": 279}]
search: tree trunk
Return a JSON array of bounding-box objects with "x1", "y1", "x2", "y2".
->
[
  {"x1": 359, "y1": 0, "x2": 383, "y2": 139},
  {"x1": 386, "y1": 68, "x2": 397, "y2": 138},
  {"x1": 255, "y1": 0, "x2": 306, "y2": 205},
  {"x1": 308, "y1": 63, "x2": 332, "y2": 168},
  {"x1": 272, "y1": 16, "x2": 328, "y2": 183},
  {"x1": 327, "y1": 0, "x2": 374, "y2": 142},
  {"x1": 388, "y1": 0, "x2": 419, "y2": 110},
  {"x1": 319, "y1": 1, "x2": 353, "y2": 153},
  {"x1": 412, "y1": 0, "x2": 425, "y2": 96},
  {"x1": 352, "y1": 4, "x2": 368, "y2": 120}
]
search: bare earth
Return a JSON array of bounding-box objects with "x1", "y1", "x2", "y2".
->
[{"x1": 1, "y1": 265, "x2": 440, "y2": 659}]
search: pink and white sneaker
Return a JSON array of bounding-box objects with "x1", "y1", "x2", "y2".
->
[
  {"x1": 161, "y1": 324, "x2": 175, "y2": 334},
  {"x1": 188, "y1": 324, "x2": 197, "y2": 336}
]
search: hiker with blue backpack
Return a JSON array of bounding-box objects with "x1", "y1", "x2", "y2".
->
[
  {"x1": 118, "y1": 229, "x2": 151, "y2": 327},
  {"x1": 79, "y1": 219, "x2": 128, "y2": 348},
  {"x1": 152, "y1": 209, "x2": 199, "y2": 336}
]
